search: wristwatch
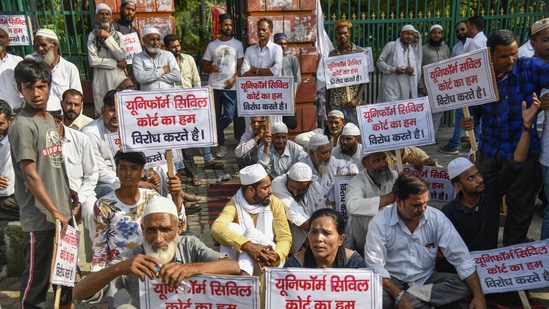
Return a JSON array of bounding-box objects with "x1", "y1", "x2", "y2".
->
[{"x1": 522, "y1": 123, "x2": 534, "y2": 131}]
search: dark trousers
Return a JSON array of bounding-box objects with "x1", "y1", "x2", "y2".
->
[
  {"x1": 476, "y1": 152, "x2": 542, "y2": 246},
  {"x1": 21, "y1": 230, "x2": 72, "y2": 308}
]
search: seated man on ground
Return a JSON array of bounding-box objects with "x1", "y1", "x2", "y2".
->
[
  {"x1": 345, "y1": 151, "x2": 397, "y2": 253},
  {"x1": 300, "y1": 133, "x2": 358, "y2": 204},
  {"x1": 258, "y1": 122, "x2": 308, "y2": 179},
  {"x1": 211, "y1": 164, "x2": 291, "y2": 275},
  {"x1": 365, "y1": 173, "x2": 486, "y2": 309},
  {"x1": 331, "y1": 123, "x2": 363, "y2": 171},
  {"x1": 295, "y1": 110, "x2": 345, "y2": 148},
  {"x1": 271, "y1": 162, "x2": 326, "y2": 254},
  {"x1": 235, "y1": 116, "x2": 270, "y2": 170},
  {"x1": 73, "y1": 195, "x2": 240, "y2": 307}
]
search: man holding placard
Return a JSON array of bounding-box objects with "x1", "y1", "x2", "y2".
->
[
  {"x1": 377, "y1": 24, "x2": 419, "y2": 103},
  {"x1": 74, "y1": 195, "x2": 240, "y2": 307},
  {"x1": 462, "y1": 30, "x2": 549, "y2": 246},
  {"x1": 325, "y1": 19, "x2": 367, "y2": 125}
]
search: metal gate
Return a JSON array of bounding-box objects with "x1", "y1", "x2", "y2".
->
[
  {"x1": 1, "y1": 0, "x2": 94, "y2": 80},
  {"x1": 322, "y1": 0, "x2": 549, "y2": 109}
]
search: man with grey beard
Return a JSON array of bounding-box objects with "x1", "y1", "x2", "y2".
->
[
  {"x1": 299, "y1": 133, "x2": 358, "y2": 204},
  {"x1": 345, "y1": 151, "x2": 397, "y2": 253},
  {"x1": 132, "y1": 27, "x2": 180, "y2": 91},
  {"x1": 73, "y1": 195, "x2": 240, "y2": 307},
  {"x1": 27, "y1": 29, "x2": 82, "y2": 112}
]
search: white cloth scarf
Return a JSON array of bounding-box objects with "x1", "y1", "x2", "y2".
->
[
  {"x1": 392, "y1": 38, "x2": 418, "y2": 98},
  {"x1": 233, "y1": 189, "x2": 274, "y2": 242}
]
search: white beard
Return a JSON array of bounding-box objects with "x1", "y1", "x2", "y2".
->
[
  {"x1": 143, "y1": 237, "x2": 178, "y2": 265},
  {"x1": 39, "y1": 49, "x2": 56, "y2": 66},
  {"x1": 146, "y1": 45, "x2": 161, "y2": 54},
  {"x1": 318, "y1": 161, "x2": 332, "y2": 177}
]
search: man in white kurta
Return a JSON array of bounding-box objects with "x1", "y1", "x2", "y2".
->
[
  {"x1": 271, "y1": 163, "x2": 325, "y2": 254},
  {"x1": 0, "y1": 25, "x2": 23, "y2": 112},
  {"x1": 258, "y1": 122, "x2": 307, "y2": 178},
  {"x1": 377, "y1": 24, "x2": 419, "y2": 103},
  {"x1": 345, "y1": 151, "x2": 397, "y2": 252},
  {"x1": 87, "y1": 3, "x2": 127, "y2": 116}
]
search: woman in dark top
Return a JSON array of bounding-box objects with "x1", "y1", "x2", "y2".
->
[{"x1": 285, "y1": 208, "x2": 365, "y2": 268}]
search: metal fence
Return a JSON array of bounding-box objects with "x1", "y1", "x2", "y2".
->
[{"x1": 2, "y1": 0, "x2": 94, "y2": 80}]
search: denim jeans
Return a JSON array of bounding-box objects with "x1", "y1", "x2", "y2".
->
[
  {"x1": 541, "y1": 164, "x2": 549, "y2": 239},
  {"x1": 214, "y1": 89, "x2": 237, "y2": 146}
]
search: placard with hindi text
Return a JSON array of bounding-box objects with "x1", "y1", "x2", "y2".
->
[
  {"x1": 423, "y1": 47, "x2": 498, "y2": 113},
  {"x1": 236, "y1": 76, "x2": 294, "y2": 117},
  {"x1": 117, "y1": 87, "x2": 217, "y2": 152},
  {"x1": 323, "y1": 52, "x2": 370, "y2": 89},
  {"x1": 139, "y1": 275, "x2": 259, "y2": 309},
  {"x1": 356, "y1": 97, "x2": 435, "y2": 153}
]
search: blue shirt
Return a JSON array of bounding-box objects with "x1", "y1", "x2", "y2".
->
[{"x1": 473, "y1": 56, "x2": 549, "y2": 160}]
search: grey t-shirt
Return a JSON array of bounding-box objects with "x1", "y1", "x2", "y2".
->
[{"x1": 8, "y1": 111, "x2": 71, "y2": 232}]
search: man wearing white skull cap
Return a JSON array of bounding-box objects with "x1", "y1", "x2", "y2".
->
[
  {"x1": 271, "y1": 162, "x2": 326, "y2": 254},
  {"x1": 74, "y1": 195, "x2": 240, "y2": 307},
  {"x1": 331, "y1": 123, "x2": 363, "y2": 171},
  {"x1": 212, "y1": 164, "x2": 291, "y2": 275},
  {"x1": 441, "y1": 98, "x2": 537, "y2": 251},
  {"x1": 377, "y1": 24, "x2": 419, "y2": 102},
  {"x1": 88, "y1": 3, "x2": 126, "y2": 116},
  {"x1": 258, "y1": 122, "x2": 308, "y2": 178},
  {"x1": 133, "y1": 27, "x2": 181, "y2": 91},
  {"x1": 27, "y1": 28, "x2": 82, "y2": 112},
  {"x1": 299, "y1": 133, "x2": 358, "y2": 204}
]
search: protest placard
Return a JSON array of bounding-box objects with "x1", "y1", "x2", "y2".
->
[
  {"x1": 399, "y1": 165, "x2": 455, "y2": 203},
  {"x1": 105, "y1": 132, "x2": 182, "y2": 169},
  {"x1": 423, "y1": 47, "x2": 498, "y2": 113},
  {"x1": 51, "y1": 222, "x2": 79, "y2": 287},
  {"x1": 0, "y1": 15, "x2": 31, "y2": 46},
  {"x1": 236, "y1": 76, "x2": 294, "y2": 117},
  {"x1": 117, "y1": 87, "x2": 217, "y2": 152},
  {"x1": 471, "y1": 240, "x2": 549, "y2": 294},
  {"x1": 139, "y1": 275, "x2": 259, "y2": 309},
  {"x1": 334, "y1": 176, "x2": 352, "y2": 224},
  {"x1": 324, "y1": 52, "x2": 370, "y2": 89},
  {"x1": 123, "y1": 32, "x2": 142, "y2": 65},
  {"x1": 357, "y1": 97, "x2": 435, "y2": 153},
  {"x1": 266, "y1": 268, "x2": 382, "y2": 309}
]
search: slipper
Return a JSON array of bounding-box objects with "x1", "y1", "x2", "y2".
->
[
  {"x1": 204, "y1": 160, "x2": 224, "y2": 169},
  {"x1": 191, "y1": 177, "x2": 202, "y2": 186},
  {"x1": 183, "y1": 193, "x2": 203, "y2": 202},
  {"x1": 185, "y1": 204, "x2": 202, "y2": 215}
]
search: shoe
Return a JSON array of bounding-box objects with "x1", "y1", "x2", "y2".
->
[
  {"x1": 461, "y1": 142, "x2": 471, "y2": 151},
  {"x1": 191, "y1": 176, "x2": 202, "y2": 187},
  {"x1": 216, "y1": 145, "x2": 227, "y2": 158},
  {"x1": 204, "y1": 160, "x2": 224, "y2": 169},
  {"x1": 460, "y1": 136, "x2": 469, "y2": 143},
  {"x1": 438, "y1": 144, "x2": 459, "y2": 155},
  {"x1": 184, "y1": 204, "x2": 202, "y2": 215}
]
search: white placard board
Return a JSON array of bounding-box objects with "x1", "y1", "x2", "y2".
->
[
  {"x1": 363, "y1": 47, "x2": 375, "y2": 73},
  {"x1": 117, "y1": 87, "x2": 217, "y2": 151},
  {"x1": 236, "y1": 76, "x2": 294, "y2": 117},
  {"x1": 471, "y1": 240, "x2": 549, "y2": 294},
  {"x1": 357, "y1": 97, "x2": 435, "y2": 153},
  {"x1": 0, "y1": 15, "x2": 31, "y2": 46},
  {"x1": 139, "y1": 275, "x2": 259, "y2": 309},
  {"x1": 51, "y1": 222, "x2": 79, "y2": 287},
  {"x1": 266, "y1": 267, "x2": 382, "y2": 309},
  {"x1": 123, "y1": 32, "x2": 142, "y2": 65},
  {"x1": 324, "y1": 52, "x2": 370, "y2": 89},
  {"x1": 423, "y1": 47, "x2": 498, "y2": 113}
]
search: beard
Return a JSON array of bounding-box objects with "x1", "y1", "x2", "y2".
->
[
  {"x1": 341, "y1": 143, "x2": 357, "y2": 156},
  {"x1": 370, "y1": 166, "x2": 394, "y2": 184},
  {"x1": 39, "y1": 49, "x2": 56, "y2": 66},
  {"x1": 253, "y1": 192, "x2": 271, "y2": 206},
  {"x1": 429, "y1": 38, "x2": 442, "y2": 46},
  {"x1": 143, "y1": 236, "x2": 178, "y2": 265},
  {"x1": 146, "y1": 45, "x2": 161, "y2": 54},
  {"x1": 100, "y1": 21, "x2": 110, "y2": 30},
  {"x1": 317, "y1": 161, "x2": 331, "y2": 177},
  {"x1": 0, "y1": 45, "x2": 4, "y2": 53},
  {"x1": 329, "y1": 127, "x2": 341, "y2": 135}
]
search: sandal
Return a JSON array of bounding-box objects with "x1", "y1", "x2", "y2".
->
[
  {"x1": 183, "y1": 192, "x2": 203, "y2": 202},
  {"x1": 185, "y1": 203, "x2": 202, "y2": 215},
  {"x1": 204, "y1": 160, "x2": 224, "y2": 169},
  {"x1": 191, "y1": 176, "x2": 202, "y2": 187}
]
